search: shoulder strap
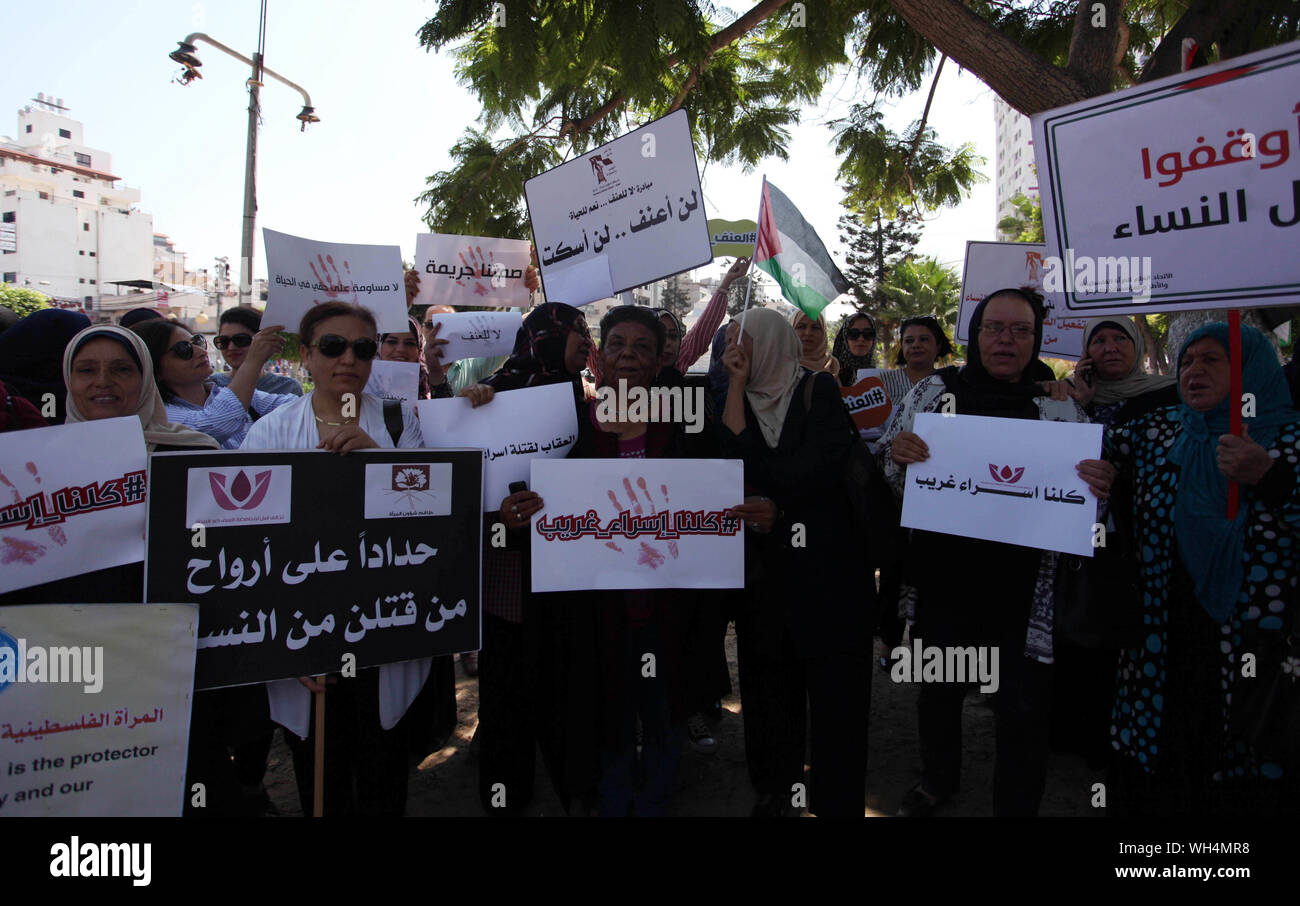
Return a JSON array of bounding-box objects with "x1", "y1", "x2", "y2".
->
[{"x1": 382, "y1": 398, "x2": 404, "y2": 446}]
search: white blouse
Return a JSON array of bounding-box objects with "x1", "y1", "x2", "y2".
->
[{"x1": 240, "y1": 391, "x2": 430, "y2": 739}]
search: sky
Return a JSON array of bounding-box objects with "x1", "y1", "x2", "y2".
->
[{"x1": 2, "y1": 0, "x2": 998, "y2": 298}]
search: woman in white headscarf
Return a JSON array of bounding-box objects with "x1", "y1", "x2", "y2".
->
[
  {"x1": 718, "y1": 307, "x2": 871, "y2": 817},
  {"x1": 63, "y1": 324, "x2": 219, "y2": 451}
]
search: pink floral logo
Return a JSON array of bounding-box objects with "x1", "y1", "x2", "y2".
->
[
  {"x1": 988, "y1": 464, "x2": 1026, "y2": 484},
  {"x1": 209, "y1": 470, "x2": 274, "y2": 511}
]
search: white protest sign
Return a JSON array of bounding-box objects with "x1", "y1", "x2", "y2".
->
[
  {"x1": 364, "y1": 359, "x2": 421, "y2": 404},
  {"x1": 412, "y1": 233, "x2": 532, "y2": 308},
  {"x1": 417, "y1": 382, "x2": 579, "y2": 509},
  {"x1": 0, "y1": 418, "x2": 147, "y2": 595},
  {"x1": 433, "y1": 311, "x2": 522, "y2": 362},
  {"x1": 262, "y1": 228, "x2": 408, "y2": 333},
  {"x1": 957, "y1": 241, "x2": 1085, "y2": 360},
  {"x1": 530, "y1": 458, "x2": 744, "y2": 592},
  {"x1": 1032, "y1": 39, "x2": 1300, "y2": 317},
  {"x1": 525, "y1": 109, "x2": 713, "y2": 305},
  {"x1": 0, "y1": 603, "x2": 197, "y2": 816},
  {"x1": 900, "y1": 413, "x2": 1102, "y2": 557}
]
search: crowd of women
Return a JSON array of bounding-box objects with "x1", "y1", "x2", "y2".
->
[{"x1": 0, "y1": 267, "x2": 1295, "y2": 818}]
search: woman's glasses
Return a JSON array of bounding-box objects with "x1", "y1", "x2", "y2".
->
[
  {"x1": 167, "y1": 334, "x2": 207, "y2": 360},
  {"x1": 311, "y1": 334, "x2": 379, "y2": 360},
  {"x1": 212, "y1": 333, "x2": 253, "y2": 351},
  {"x1": 844, "y1": 328, "x2": 876, "y2": 340}
]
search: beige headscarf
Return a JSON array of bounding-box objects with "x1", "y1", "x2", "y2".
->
[
  {"x1": 786, "y1": 308, "x2": 839, "y2": 376},
  {"x1": 1081, "y1": 316, "x2": 1174, "y2": 406},
  {"x1": 740, "y1": 307, "x2": 806, "y2": 449},
  {"x1": 63, "y1": 325, "x2": 219, "y2": 452}
]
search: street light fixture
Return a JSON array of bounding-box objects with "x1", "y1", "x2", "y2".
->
[{"x1": 167, "y1": 29, "x2": 318, "y2": 307}]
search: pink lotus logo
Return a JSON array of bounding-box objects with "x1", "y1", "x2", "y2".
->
[
  {"x1": 209, "y1": 470, "x2": 274, "y2": 511},
  {"x1": 988, "y1": 464, "x2": 1025, "y2": 484}
]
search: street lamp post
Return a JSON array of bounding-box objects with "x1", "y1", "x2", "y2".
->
[{"x1": 168, "y1": 27, "x2": 318, "y2": 308}]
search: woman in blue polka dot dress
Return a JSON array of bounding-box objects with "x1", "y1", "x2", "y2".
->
[{"x1": 1105, "y1": 322, "x2": 1298, "y2": 816}]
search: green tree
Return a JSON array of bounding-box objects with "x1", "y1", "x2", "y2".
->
[
  {"x1": 996, "y1": 192, "x2": 1044, "y2": 243},
  {"x1": 0, "y1": 284, "x2": 52, "y2": 319},
  {"x1": 839, "y1": 208, "x2": 922, "y2": 313},
  {"x1": 726, "y1": 274, "x2": 767, "y2": 316},
  {"x1": 876, "y1": 255, "x2": 961, "y2": 357}
]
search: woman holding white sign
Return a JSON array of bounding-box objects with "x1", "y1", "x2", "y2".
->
[
  {"x1": 719, "y1": 306, "x2": 869, "y2": 818},
  {"x1": 239, "y1": 300, "x2": 487, "y2": 815},
  {"x1": 880, "y1": 288, "x2": 1113, "y2": 818},
  {"x1": 474, "y1": 301, "x2": 591, "y2": 815},
  {"x1": 1104, "y1": 323, "x2": 1298, "y2": 817}
]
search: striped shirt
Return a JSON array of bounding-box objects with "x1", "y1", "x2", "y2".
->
[{"x1": 166, "y1": 383, "x2": 296, "y2": 449}]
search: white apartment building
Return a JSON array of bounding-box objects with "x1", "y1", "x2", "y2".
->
[
  {"x1": 0, "y1": 95, "x2": 153, "y2": 308},
  {"x1": 993, "y1": 95, "x2": 1039, "y2": 238}
]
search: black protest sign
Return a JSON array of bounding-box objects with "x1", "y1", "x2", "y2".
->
[{"x1": 146, "y1": 449, "x2": 481, "y2": 690}]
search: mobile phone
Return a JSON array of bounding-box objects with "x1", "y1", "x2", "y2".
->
[
  {"x1": 1080, "y1": 364, "x2": 1094, "y2": 387},
  {"x1": 508, "y1": 481, "x2": 528, "y2": 494}
]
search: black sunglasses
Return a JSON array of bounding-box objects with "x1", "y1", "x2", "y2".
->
[
  {"x1": 311, "y1": 334, "x2": 378, "y2": 360},
  {"x1": 213, "y1": 333, "x2": 253, "y2": 350},
  {"x1": 167, "y1": 334, "x2": 207, "y2": 360},
  {"x1": 844, "y1": 328, "x2": 876, "y2": 340}
]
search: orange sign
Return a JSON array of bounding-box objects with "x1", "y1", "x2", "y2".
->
[{"x1": 841, "y1": 375, "x2": 893, "y2": 430}]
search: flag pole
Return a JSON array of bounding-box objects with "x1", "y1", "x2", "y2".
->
[{"x1": 737, "y1": 175, "x2": 767, "y2": 336}]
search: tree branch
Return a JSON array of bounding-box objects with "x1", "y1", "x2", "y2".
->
[
  {"x1": 1066, "y1": 0, "x2": 1123, "y2": 96},
  {"x1": 1139, "y1": 0, "x2": 1274, "y2": 81},
  {"x1": 899, "y1": 53, "x2": 946, "y2": 204},
  {"x1": 886, "y1": 0, "x2": 1094, "y2": 112},
  {"x1": 564, "y1": 0, "x2": 794, "y2": 135}
]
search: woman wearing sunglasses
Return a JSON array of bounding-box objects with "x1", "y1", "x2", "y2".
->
[
  {"x1": 240, "y1": 301, "x2": 491, "y2": 815},
  {"x1": 829, "y1": 311, "x2": 878, "y2": 389},
  {"x1": 131, "y1": 318, "x2": 296, "y2": 449},
  {"x1": 211, "y1": 305, "x2": 304, "y2": 396}
]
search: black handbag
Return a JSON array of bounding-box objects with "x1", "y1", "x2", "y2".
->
[
  {"x1": 1054, "y1": 533, "x2": 1144, "y2": 650},
  {"x1": 1232, "y1": 604, "x2": 1299, "y2": 765}
]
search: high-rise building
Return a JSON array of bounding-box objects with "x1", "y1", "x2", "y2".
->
[
  {"x1": 993, "y1": 96, "x2": 1039, "y2": 238},
  {"x1": 0, "y1": 94, "x2": 153, "y2": 308}
]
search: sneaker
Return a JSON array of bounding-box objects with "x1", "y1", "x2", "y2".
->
[{"x1": 686, "y1": 712, "x2": 716, "y2": 754}]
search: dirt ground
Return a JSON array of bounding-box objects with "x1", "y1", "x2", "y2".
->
[{"x1": 262, "y1": 627, "x2": 1102, "y2": 817}]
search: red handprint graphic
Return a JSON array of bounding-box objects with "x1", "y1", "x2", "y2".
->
[
  {"x1": 455, "y1": 245, "x2": 497, "y2": 297},
  {"x1": 603, "y1": 476, "x2": 679, "y2": 568},
  {"x1": 0, "y1": 460, "x2": 67, "y2": 565},
  {"x1": 308, "y1": 254, "x2": 357, "y2": 305}
]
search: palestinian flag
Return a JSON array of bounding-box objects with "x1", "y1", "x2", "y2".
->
[{"x1": 754, "y1": 179, "x2": 851, "y2": 319}]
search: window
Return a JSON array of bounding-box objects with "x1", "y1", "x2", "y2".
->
[
  {"x1": 83, "y1": 222, "x2": 89, "y2": 231},
  {"x1": 84, "y1": 296, "x2": 93, "y2": 304},
  {"x1": 58, "y1": 128, "x2": 71, "y2": 139},
  {"x1": 89, "y1": 279, "x2": 95, "y2": 285},
  {"x1": 25, "y1": 125, "x2": 31, "y2": 133},
  {"x1": 38, "y1": 191, "x2": 49, "y2": 200},
  {"x1": 4, "y1": 272, "x2": 16, "y2": 283},
  {"x1": 88, "y1": 251, "x2": 95, "y2": 257},
  {"x1": 79, "y1": 278, "x2": 85, "y2": 284},
  {"x1": 74, "y1": 152, "x2": 91, "y2": 167},
  {"x1": 72, "y1": 190, "x2": 84, "y2": 198},
  {"x1": 2, "y1": 211, "x2": 14, "y2": 223}
]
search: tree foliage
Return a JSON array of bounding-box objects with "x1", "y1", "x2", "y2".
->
[
  {"x1": 875, "y1": 255, "x2": 961, "y2": 356},
  {"x1": 996, "y1": 192, "x2": 1045, "y2": 242},
  {"x1": 838, "y1": 208, "x2": 921, "y2": 313},
  {"x1": 0, "y1": 284, "x2": 52, "y2": 319}
]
